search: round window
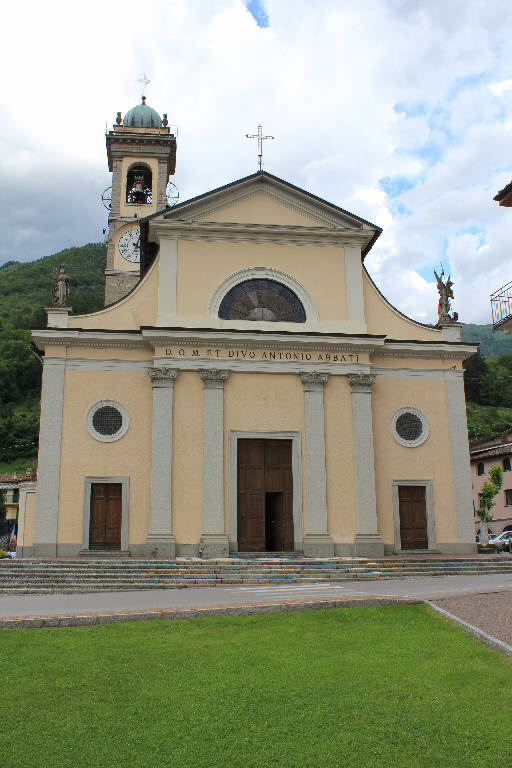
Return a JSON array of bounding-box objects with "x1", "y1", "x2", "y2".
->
[
  {"x1": 391, "y1": 407, "x2": 429, "y2": 448},
  {"x1": 86, "y1": 401, "x2": 130, "y2": 442}
]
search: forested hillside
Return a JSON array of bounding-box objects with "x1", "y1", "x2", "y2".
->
[
  {"x1": 461, "y1": 323, "x2": 512, "y2": 358},
  {"x1": 0, "y1": 240, "x2": 510, "y2": 470},
  {"x1": 0, "y1": 243, "x2": 106, "y2": 469}
]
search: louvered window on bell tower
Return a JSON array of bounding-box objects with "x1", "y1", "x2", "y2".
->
[{"x1": 126, "y1": 165, "x2": 152, "y2": 204}]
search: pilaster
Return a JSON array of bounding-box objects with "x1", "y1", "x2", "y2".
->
[
  {"x1": 300, "y1": 372, "x2": 334, "y2": 556},
  {"x1": 146, "y1": 367, "x2": 179, "y2": 558},
  {"x1": 347, "y1": 373, "x2": 384, "y2": 556},
  {"x1": 199, "y1": 369, "x2": 230, "y2": 557},
  {"x1": 444, "y1": 370, "x2": 477, "y2": 552},
  {"x1": 33, "y1": 357, "x2": 65, "y2": 557}
]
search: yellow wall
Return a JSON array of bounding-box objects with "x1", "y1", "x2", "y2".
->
[
  {"x1": 372, "y1": 378, "x2": 455, "y2": 545},
  {"x1": 22, "y1": 491, "x2": 36, "y2": 548},
  {"x1": 205, "y1": 193, "x2": 323, "y2": 227},
  {"x1": 177, "y1": 240, "x2": 346, "y2": 323},
  {"x1": 58, "y1": 369, "x2": 153, "y2": 547},
  {"x1": 68, "y1": 260, "x2": 158, "y2": 330},
  {"x1": 363, "y1": 268, "x2": 442, "y2": 341}
]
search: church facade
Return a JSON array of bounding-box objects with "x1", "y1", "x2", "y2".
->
[{"x1": 20, "y1": 98, "x2": 477, "y2": 559}]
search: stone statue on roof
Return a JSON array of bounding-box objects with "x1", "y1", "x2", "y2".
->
[
  {"x1": 52, "y1": 265, "x2": 71, "y2": 307},
  {"x1": 434, "y1": 269, "x2": 458, "y2": 324}
]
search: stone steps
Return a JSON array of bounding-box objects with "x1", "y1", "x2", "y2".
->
[{"x1": 1, "y1": 556, "x2": 512, "y2": 594}]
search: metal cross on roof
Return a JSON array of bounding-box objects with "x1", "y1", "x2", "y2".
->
[
  {"x1": 246, "y1": 124, "x2": 274, "y2": 171},
  {"x1": 138, "y1": 72, "x2": 151, "y2": 99}
]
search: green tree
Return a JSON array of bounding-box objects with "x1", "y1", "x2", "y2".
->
[
  {"x1": 0, "y1": 491, "x2": 6, "y2": 521},
  {"x1": 477, "y1": 465, "x2": 503, "y2": 546},
  {"x1": 463, "y1": 350, "x2": 488, "y2": 403}
]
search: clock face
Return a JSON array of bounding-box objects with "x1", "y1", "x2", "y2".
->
[{"x1": 117, "y1": 226, "x2": 140, "y2": 263}]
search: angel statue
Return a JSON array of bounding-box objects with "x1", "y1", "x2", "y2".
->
[
  {"x1": 52, "y1": 265, "x2": 71, "y2": 307},
  {"x1": 434, "y1": 269, "x2": 458, "y2": 324}
]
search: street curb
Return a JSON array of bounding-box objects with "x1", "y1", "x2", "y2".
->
[
  {"x1": 0, "y1": 596, "x2": 420, "y2": 630},
  {"x1": 426, "y1": 601, "x2": 512, "y2": 658}
]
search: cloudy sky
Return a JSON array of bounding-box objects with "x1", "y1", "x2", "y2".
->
[{"x1": 2, "y1": 0, "x2": 512, "y2": 324}]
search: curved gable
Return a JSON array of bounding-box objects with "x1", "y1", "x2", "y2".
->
[{"x1": 363, "y1": 267, "x2": 441, "y2": 341}]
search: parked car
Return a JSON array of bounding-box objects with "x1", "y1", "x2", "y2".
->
[{"x1": 489, "y1": 531, "x2": 512, "y2": 551}]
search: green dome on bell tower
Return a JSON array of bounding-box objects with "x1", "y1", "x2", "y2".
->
[{"x1": 123, "y1": 96, "x2": 163, "y2": 128}]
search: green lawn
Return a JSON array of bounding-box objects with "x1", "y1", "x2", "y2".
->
[{"x1": 1, "y1": 605, "x2": 511, "y2": 767}]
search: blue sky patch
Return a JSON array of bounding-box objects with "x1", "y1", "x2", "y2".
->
[
  {"x1": 244, "y1": 0, "x2": 269, "y2": 27},
  {"x1": 379, "y1": 175, "x2": 416, "y2": 198}
]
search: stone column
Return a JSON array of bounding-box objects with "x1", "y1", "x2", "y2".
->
[
  {"x1": 33, "y1": 357, "x2": 65, "y2": 557},
  {"x1": 347, "y1": 373, "x2": 384, "y2": 556},
  {"x1": 199, "y1": 369, "x2": 230, "y2": 557},
  {"x1": 300, "y1": 372, "x2": 334, "y2": 556},
  {"x1": 444, "y1": 370, "x2": 477, "y2": 553},
  {"x1": 146, "y1": 367, "x2": 179, "y2": 558}
]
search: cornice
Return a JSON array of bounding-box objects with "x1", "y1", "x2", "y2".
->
[
  {"x1": 141, "y1": 327, "x2": 384, "y2": 353},
  {"x1": 148, "y1": 219, "x2": 373, "y2": 248},
  {"x1": 377, "y1": 341, "x2": 477, "y2": 361},
  {"x1": 31, "y1": 329, "x2": 149, "y2": 351}
]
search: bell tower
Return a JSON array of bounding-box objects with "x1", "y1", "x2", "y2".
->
[{"x1": 104, "y1": 97, "x2": 177, "y2": 304}]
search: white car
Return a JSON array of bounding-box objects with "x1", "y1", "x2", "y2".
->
[{"x1": 489, "y1": 531, "x2": 512, "y2": 551}]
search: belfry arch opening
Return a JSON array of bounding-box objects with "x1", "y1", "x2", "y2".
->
[{"x1": 126, "y1": 164, "x2": 152, "y2": 205}]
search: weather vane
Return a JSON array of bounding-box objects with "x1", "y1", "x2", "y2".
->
[
  {"x1": 138, "y1": 72, "x2": 151, "y2": 100},
  {"x1": 246, "y1": 124, "x2": 274, "y2": 171}
]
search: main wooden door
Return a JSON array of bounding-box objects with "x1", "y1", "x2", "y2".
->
[
  {"x1": 89, "y1": 483, "x2": 122, "y2": 550},
  {"x1": 398, "y1": 485, "x2": 428, "y2": 550},
  {"x1": 237, "y1": 439, "x2": 293, "y2": 551}
]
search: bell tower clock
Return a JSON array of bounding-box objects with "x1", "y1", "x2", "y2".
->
[{"x1": 104, "y1": 96, "x2": 177, "y2": 304}]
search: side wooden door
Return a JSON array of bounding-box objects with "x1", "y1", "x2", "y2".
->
[
  {"x1": 237, "y1": 440, "x2": 266, "y2": 551},
  {"x1": 398, "y1": 485, "x2": 428, "y2": 550},
  {"x1": 89, "y1": 483, "x2": 122, "y2": 550}
]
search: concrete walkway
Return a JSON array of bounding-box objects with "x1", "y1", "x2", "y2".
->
[{"x1": 1, "y1": 572, "x2": 512, "y2": 628}]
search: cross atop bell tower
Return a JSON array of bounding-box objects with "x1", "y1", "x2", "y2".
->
[{"x1": 104, "y1": 96, "x2": 177, "y2": 305}]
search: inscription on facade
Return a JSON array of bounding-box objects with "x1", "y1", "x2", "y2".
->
[{"x1": 159, "y1": 346, "x2": 359, "y2": 363}]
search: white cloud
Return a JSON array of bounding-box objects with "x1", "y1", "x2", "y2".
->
[{"x1": 2, "y1": 0, "x2": 512, "y2": 324}]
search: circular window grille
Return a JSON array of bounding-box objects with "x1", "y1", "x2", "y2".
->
[
  {"x1": 86, "y1": 401, "x2": 130, "y2": 443},
  {"x1": 391, "y1": 407, "x2": 429, "y2": 448},
  {"x1": 92, "y1": 406, "x2": 123, "y2": 436}
]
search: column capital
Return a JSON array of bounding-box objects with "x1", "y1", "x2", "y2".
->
[
  {"x1": 147, "y1": 367, "x2": 179, "y2": 387},
  {"x1": 200, "y1": 369, "x2": 230, "y2": 389},
  {"x1": 347, "y1": 373, "x2": 376, "y2": 391},
  {"x1": 300, "y1": 371, "x2": 328, "y2": 390}
]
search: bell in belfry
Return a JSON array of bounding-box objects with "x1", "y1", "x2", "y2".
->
[{"x1": 132, "y1": 174, "x2": 146, "y2": 203}]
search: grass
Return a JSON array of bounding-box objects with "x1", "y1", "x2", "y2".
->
[{"x1": 0, "y1": 605, "x2": 511, "y2": 767}]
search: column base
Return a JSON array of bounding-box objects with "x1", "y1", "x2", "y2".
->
[
  {"x1": 31, "y1": 543, "x2": 57, "y2": 558},
  {"x1": 354, "y1": 533, "x2": 384, "y2": 557},
  {"x1": 145, "y1": 534, "x2": 176, "y2": 559},
  {"x1": 303, "y1": 533, "x2": 334, "y2": 557},
  {"x1": 199, "y1": 534, "x2": 229, "y2": 558}
]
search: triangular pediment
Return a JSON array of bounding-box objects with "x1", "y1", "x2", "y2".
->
[{"x1": 148, "y1": 172, "x2": 380, "y2": 233}]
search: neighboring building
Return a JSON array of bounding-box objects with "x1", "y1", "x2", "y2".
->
[
  {"x1": 0, "y1": 473, "x2": 22, "y2": 522},
  {"x1": 491, "y1": 181, "x2": 512, "y2": 331},
  {"x1": 24, "y1": 97, "x2": 478, "y2": 559},
  {"x1": 470, "y1": 431, "x2": 512, "y2": 536}
]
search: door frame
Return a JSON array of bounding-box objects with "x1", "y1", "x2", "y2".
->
[
  {"x1": 229, "y1": 431, "x2": 302, "y2": 553},
  {"x1": 82, "y1": 477, "x2": 130, "y2": 551},
  {"x1": 392, "y1": 479, "x2": 435, "y2": 552}
]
